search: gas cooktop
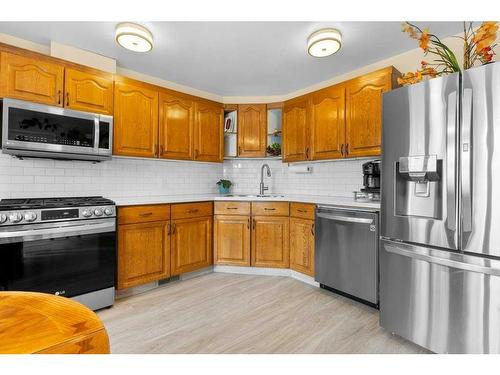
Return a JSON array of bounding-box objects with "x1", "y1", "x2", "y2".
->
[{"x1": 0, "y1": 196, "x2": 114, "y2": 210}]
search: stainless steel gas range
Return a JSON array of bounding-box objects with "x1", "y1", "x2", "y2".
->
[{"x1": 0, "y1": 196, "x2": 116, "y2": 310}]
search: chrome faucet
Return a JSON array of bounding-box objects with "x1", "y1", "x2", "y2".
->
[{"x1": 260, "y1": 164, "x2": 271, "y2": 196}]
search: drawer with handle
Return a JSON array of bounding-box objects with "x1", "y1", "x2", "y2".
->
[
  {"x1": 290, "y1": 202, "x2": 315, "y2": 220},
  {"x1": 251, "y1": 201, "x2": 289, "y2": 216},
  {"x1": 171, "y1": 201, "x2": 213, "y2": 219},
  {"x1": 118, "y1": 204, "x2": 170, "y2": 225},
  {"x1": 214, "y1": 201, "x2": 251, "y2": 216}
]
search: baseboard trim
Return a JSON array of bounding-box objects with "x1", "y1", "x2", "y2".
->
[{"x1": 213, "y1": 265, "x2": 319, "y2": 287}]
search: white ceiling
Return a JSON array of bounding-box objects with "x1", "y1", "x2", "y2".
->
[{"x1": 0, "y1": 22, "x2": 464, "y2": 96}]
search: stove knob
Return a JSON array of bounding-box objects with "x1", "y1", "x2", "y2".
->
[
  {"x1": 24, "y1": 211, "x2": 37, "y2": 222},
  {"x1": 0, "y1": 214, "x2": 7, "y2": 224},
  {"x1": 94, "y1": 208, "x2": 103, "y2": 217},
  {"x1": 104, "y1": 207, "x2": 114, "y2": 216},
  {"x1": 82, "y1": 209, "x2": 93, "y2": 217},
  {"x1": 8, "y1": 212, "x2": 23, "y2": 223}
]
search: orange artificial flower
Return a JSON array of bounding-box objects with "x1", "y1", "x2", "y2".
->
[
  {"x1": 474, "y1": 21, "x2": 498, "y2": 51},
  {"x1": 401, "y1": 22, "x2": 419, "y2": 39},
  {"x1": 419, "y1": 29, "x2": 430, "y2": 52},
  {"x1": 478, "y1": 46, "x2": 495, "y2": 62}
]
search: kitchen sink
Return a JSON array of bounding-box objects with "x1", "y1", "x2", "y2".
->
[{"x1": 223, "y1": 194, "x2": 285, "y2": 198}]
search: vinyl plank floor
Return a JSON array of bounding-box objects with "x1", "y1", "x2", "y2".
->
[{"x1": 98, "y1": 273, "x2": 429, "y2": 354}]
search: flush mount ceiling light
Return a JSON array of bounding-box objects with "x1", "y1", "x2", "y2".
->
[
  {"x1": 115, "y1": 23, "x2": 153, "y2": 52},
  {"x1": 307, "y1": 28, "x2": 342, "y2": 57}
]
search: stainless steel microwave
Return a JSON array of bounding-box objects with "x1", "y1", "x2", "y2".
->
[{"x1": 1, "y1": 98, "x2": 113, "y2": 161}]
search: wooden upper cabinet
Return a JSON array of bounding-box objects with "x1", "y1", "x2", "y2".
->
[
  {"x1": 237, "y1": 104, "x2": 267, "y2": 157},
  {"x1": 0, "y1": 52, "x2": 64, "y2": 106},
  {"x1": 214, "y1": 215, "x2": 251, "y2": 266},
  {"x1": 193, "y1": 100, "x2": 224, "y2": 162},
  {"x1": 345, "y1": 67, "x2": 398, "y2": 157},
  {"x1": 117, "y1": 220, "x2": 170, "y2": 290},
  {"x1": 159, "y1": 92, "x2": 194, "y2": 160},
  {"x1": 170, "y1": 216, "x2": 213, "y2": 275},
  {"x1": 64, "y1": 68, "x2": 114, "y2": 115},
  {"x1": 310, "y1": 85, "x2": 345, "y2": 160},
  {"x1": 113, "y1": 78, "x2": 159, "y2": 158},
  {"x1": 283, "y1": 95, "x2": 310, "y2": 162},
  {"x1": 251, "y1": 216, "x2": 290, "y2": 268},
  {"x1": 289, "y1": 217, "x2": 315, "y2": 277}
]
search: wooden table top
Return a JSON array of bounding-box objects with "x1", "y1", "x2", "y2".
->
[{"x1": 0, "y1": 291, "x2": 110, "y2": 354}]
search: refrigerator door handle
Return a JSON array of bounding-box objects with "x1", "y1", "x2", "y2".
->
[
  {"x1": 383, "y1": 241, "x2": 500, "y2": 276},
  {"x1": 446, "y1": 91, "x2": 458, "y2": 232},
  {"x1": 461, "y1": 88, "x2": 473, "y2": 233}
]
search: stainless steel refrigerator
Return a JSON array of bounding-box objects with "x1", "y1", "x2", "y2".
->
[{"x1": 380, "y1": 62, "x2": 500, "y2": 354}]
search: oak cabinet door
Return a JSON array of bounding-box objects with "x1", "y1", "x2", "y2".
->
[
  {"x1": 237, "y1": 104, "x2": 267, "y2": 157},
  {"x1": 159, "y1": 92, "x2": 194, "y2": 160},
  {"x1": 0, "y1": 52, "x2": 64, "y2": 106},
  {"x1": 193, "y1": 101, "x2": 224, "y2": 162},
  {"x1": 310, "y1": 85, "x2": 345, "y2": 160},
  {"x1": 283, "y1": 95, "x2": 310, "y2": 162},
  {"x1": 251, "y1": 216, "x2": 290, "y2": 268},
  {"x1": 171, "y1": 216, "x2": 213, "y2": 275},
  {"x1": 64, "y1": 68, "x2": 114, "y2": 115},
  {"x1": 345, "y1": 68, "x2": 394, "y2": 158},
  {"x1": 113, "y1": 79, "x2": 159, "y2": 158},
  {"x1": 214, "y1": 215, "x2": 251, "y2": 266},
  {"x1": 117, "y1": 221, "x2": 170, "y2": 289},
  {"x1": 289, "y1": 218, "x2": 315, "y2": 276}
]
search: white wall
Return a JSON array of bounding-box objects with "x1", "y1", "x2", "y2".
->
[
  {"x1": 0, "y1": 154, "x2": 222, "y2": 199},
  {"x1": 223, "y1": 158, "x2": 368, "y2": 197}
]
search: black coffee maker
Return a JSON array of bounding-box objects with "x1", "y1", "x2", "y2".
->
[{"x1": 361, "y1": 160, "x2": 381, "y2": 196}]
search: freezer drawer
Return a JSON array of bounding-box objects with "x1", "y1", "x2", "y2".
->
[
  {"x1": 380, "y1": 238, "x2": 500, "y2": 353},
  {"x1": 315, "y1": 207, "x2": 379, "y2": 305}
]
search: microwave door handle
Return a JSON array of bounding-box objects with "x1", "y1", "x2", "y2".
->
[
  {"x1": 461, "y1": 88, "x2": 473, "y2": 234},
  {"x1": 446, "y1": 90, "x2": 458, "y2": 232},
  {"x1": 94, "y1": 117, "x2": 100, "y2": 153}
]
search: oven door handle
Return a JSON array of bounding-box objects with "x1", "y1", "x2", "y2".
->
[{"x1": 0, "y1": 221, "x2": 116, "y2": 243}]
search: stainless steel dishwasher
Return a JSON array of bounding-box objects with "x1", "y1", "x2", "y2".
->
[{"x1": 315, "y1": 205, "x2": 379, "y2": 307}]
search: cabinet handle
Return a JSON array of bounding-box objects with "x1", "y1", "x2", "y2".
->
[
  {"x1": 187, "y1": 209, "x2": 199, "y2": 214},
  {"x1": 247, "y1": 218, "x2": 250, "y2": 229},
  {"x1": 160, "y1": 145, "x2": 164, "y2": 155},
  {"x1": 305, "y1": 147, "x2": 310, "y2": 159},
  {"x1": 154, "y1": 144, "x2": 158, "y2": 156},
  {"x1": 58, "y1": 90, "x2": 61, "y2": 105},
  {"x1": 341, "y1": 144, "x2": 345, "y2": 157},
  {"x1": 194, "y1": 149, "x2": 199, "y2": 159},
  {"x1": 227, "y1": 207, "x2": 238, "y2": 210},
  {"x1": 171, "y1": 223, "x2": 176, "y2": 234},
  {"x1": 66, "y1": 92, "x2": 70, "y2": 106},
  {"x1": 252, "y1": 219, "x2": 256, "y2": 230},
  {"x1": 311, "y1": 223, "x2": 315, "y2": 236},
  {"x1": 297, "y1": 209, "x2": 307, "y2": 213},
  {"x1": 264, "y1": 208, "x2": 276, "y2": 211},
  {"x1": 167, "y1": 223, "x2": 171, "y2": 235},
  {"x1": 346, "y1": 143, "x2": 349, "y2": 156},
  {"x1": 238, "y1": 146, "x2": 242, "y2": 155},
  {"x1": 139, "y1": 212, "x2": 153, "y2": 217}
]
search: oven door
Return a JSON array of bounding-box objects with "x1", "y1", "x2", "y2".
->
[
  {"x1": 2, "y1": 98, "x2": 100, "y2": 156},
  {"x1": 0, "y1": 219, "x2": 116, "y2": 298}
]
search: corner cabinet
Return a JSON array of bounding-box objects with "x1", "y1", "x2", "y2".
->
[
  {"x1": 345, "y1": 66, "x2": 399, "y2": 157},
  {"x1": 159, "y1": 91, "x2": 194, "y2": 160},
  {"x1": 193, "y1": 101, "x2": 224, "y2": 162},
  {"x1": 0, "y1": 52, "x2": 64, "y2": 106},
  {"x1": 64, "y1": 68, "x2": 114, "y2": 115},
  {"x1": 113, "y1": 78, "x2": 159, "y2": 158},
  {"x1": 282, "y1": 95, "x2": 310, "y2": 162},
  {"x1": 237, "y1": 104, "x2": 267, "y2": 157}
]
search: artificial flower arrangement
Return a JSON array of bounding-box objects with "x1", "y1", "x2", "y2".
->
[{"x1": 398, "y1": 21, "x2": 498, "y2": 85}]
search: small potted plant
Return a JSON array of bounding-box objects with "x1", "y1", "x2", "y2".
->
[{"x1": 216, "y1": 179, "x2": 232, "y2": 195}]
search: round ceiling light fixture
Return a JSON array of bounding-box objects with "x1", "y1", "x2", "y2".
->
[
  {"x1": 115, "y1": 22, "x2": 153, "y2": 52},
  {"x1": 307, "y1": 28, "x2": 342, "y2": 57}
]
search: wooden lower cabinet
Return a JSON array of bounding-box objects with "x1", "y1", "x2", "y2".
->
[
  {"x1": 170, "y1": 216, "x2": 213, "y2": 275},
  {"x1": 251, "y1": 216, "x2": 290, "y2": 268},
  {"x1": 214, "y1": 215, "x2": 251, "y2": 266},
  {"x1": 289, "y1": 217, "x2": 315, "y2": 276},
  {"x1": 117, "y1": 221, "x2": 170, "y2": 290}
]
